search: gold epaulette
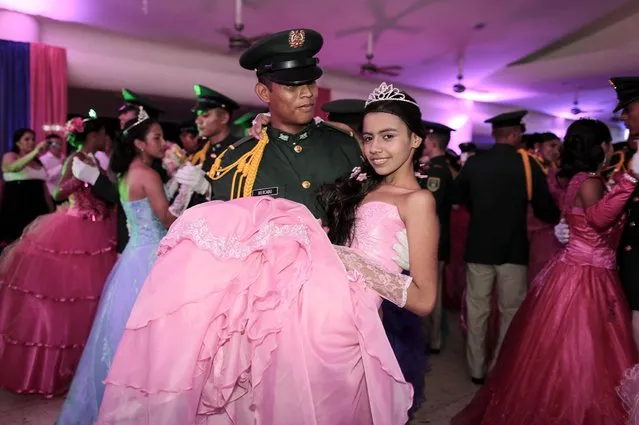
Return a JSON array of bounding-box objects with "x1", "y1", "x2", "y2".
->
[
  {"x1": 518, "y1": 149, "x2": 533, "y2": 202},
  {"x1": 527, "y1": 150, "x2": 549, "y2": 175},
  {"x1": 599, "y1": 151, "x2": 627, "y2": 178},
  {"x1": 320, "y1": 121, "x2": 356, "y2": 139},
  {"x1": 206, "y1": 130, "x2": 269, "y2": 199},
  {"x1": 189, "y1": 141, "x2": 211, "y2": 167}
]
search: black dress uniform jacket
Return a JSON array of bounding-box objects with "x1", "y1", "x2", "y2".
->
[
  {"x1": 188, "y1": 133, "x2": 238, "y2": 208},
  {"x1": 618, "y1": 153, "x2": 639, "y2": 310},
  {"x1": 420, "y1": 155, "x2": 453, "y2": 262},
  {"x1": 212, "y1": 121, "x2": 361, "y2": 218},
  {"x1": 455, "y1": 143, "x2": 560, "y2": 265}
]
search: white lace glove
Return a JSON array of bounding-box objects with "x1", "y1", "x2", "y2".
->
[
  {"x1": 168, "y1": 183, "x2": 194, "y2": 217},
  {"x1": 174, "y1": 163, "x2": 210, "y2": 196},
  {"x1": 392, "y1": 229, "x2": 410, "y2": 271},
  {"x1": 71, "y1": 156, "x2": 100, "y2": 185},
  {"x1": 554, "y1": 218, "x2": 570, "y2": 245},
  {"x1": 334, "y1": 245, "x2": 412, "y2": 308}
]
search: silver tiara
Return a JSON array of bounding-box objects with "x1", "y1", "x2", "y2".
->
[
  {"x1": 365, "y1": 82, "x2": 419, "y2": 108},
  {"x1": 123, "y1": 106, "x2": 150, "y2": 134}
]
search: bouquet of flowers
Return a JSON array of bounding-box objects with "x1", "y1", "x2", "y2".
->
[{"x1": 162, "y1": 142, "x2": 186, "y2": 177}]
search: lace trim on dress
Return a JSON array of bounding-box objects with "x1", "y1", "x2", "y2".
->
[
  {"x1": 158, "y1": 216, "x2": 311, "y2": 259},
  {"x1": 334, "y1": 245, "x2": 412, "y2": 307}
]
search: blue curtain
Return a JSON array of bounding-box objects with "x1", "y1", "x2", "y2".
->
[{"x1": 0, "y1": 40, "x2": 30, "y2": 157}]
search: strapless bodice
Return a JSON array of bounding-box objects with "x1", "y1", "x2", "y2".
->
[
  {"x1": 121, "y1": 198, "x2": 167, "y2": 248},
  {"x1": 350, "y1": 201, "x2": 405, "y2": 274}
]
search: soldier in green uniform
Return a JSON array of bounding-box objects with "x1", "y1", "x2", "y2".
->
[
  {"x1": 420, "y1": 120, "x2": 455, "y2": 353},
  {"x1": 194, "y1": 28, "x2": 361, "y2": 218},
  {"x1": 175, "y1": 85, "x2": 241, "y2": 206}
]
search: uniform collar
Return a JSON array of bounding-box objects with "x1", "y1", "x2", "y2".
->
[{"x1": 267, "y1": 122, "x2": 316, "y2": 144}]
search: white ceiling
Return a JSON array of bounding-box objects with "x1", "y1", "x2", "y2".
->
[{"x1": 1, "y1": 0, "x2": 638, "y2": 122}]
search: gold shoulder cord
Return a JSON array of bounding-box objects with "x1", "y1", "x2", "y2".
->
[
  {"x1": 600, "y1": 151, "x2": 626, "y2": 176},
  {"x1": 206, "y1": 129, "x2": 269, "y2": 199},
  {"x1": 518, "y1": 149, "x2": 534, "y2": 202},
  {"x1": 189, "y1": 141, "x2": 211, "y2": 166}
]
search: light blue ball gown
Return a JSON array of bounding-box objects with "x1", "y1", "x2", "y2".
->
[{"x1": 57, "y1": 198, "x2": 166, "y2": 425}]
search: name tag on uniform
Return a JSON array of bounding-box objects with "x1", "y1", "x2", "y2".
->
[{"x1": 252, "y1": 187, "x2": 279, "y2": 197}]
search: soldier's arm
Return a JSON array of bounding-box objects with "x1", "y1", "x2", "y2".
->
[
  {"x1": 530, "y1": 160, "x2": 561, "y2": 224},
  {"x1": 450, "y1": 161, "x2": 470, "y2": 206},
  {"x1": 91, "y1": 173, "x2": 119, "y2": 205},
  {"x1": 423, "y1": 166, "x2": 446, "y2": 209}
]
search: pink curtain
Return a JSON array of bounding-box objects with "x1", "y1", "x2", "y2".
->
[
  {"x1": 315, "y1": 86, "x2": 331, "y2": 120},
  {"x1": 29, "y1": 43, "x2": 67, "y2": 145}
]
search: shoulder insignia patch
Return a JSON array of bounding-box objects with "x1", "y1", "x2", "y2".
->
[{"x1": 426, "y1": 177, "x2": 440, "y2": 192}]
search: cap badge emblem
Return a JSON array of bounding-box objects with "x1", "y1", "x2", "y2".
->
[{"x1": 288, "y1": 30, "x2": 305, "y2": 48}]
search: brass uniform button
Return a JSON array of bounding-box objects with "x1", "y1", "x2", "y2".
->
[
  {"x1": 633, "y1": 196, "x2": 639, "y2": 202},
  {"x1": 625, "y1": 245, "x2": 632, "y2": 252},
  {"x1": 631, "y1": 222, "x2": 636, "y2": 227},
  {"x1": 302, "y1": 180, "x2": 311, "y2": 189},
  {"x1": 294, "y1": 145, "x2": 303, "y2": 153}
]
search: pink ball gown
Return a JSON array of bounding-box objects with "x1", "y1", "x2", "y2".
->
[
  {"x1": 0, "y1": 177, "x2": 117, "y2": 397},
  {"x1": 451, "y1": 172, "x2": 638, "y2": 425},
  {"x1": 96, "y1": 197, "x2": 412, "y2": 425}
]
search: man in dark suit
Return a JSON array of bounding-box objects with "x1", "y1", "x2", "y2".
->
[
  {"x1": 456, "y1": 110, "x2": 560, "y2": 383},
  {"x1": 420, "y1": 121, "x2": 455, "y2": 353}
]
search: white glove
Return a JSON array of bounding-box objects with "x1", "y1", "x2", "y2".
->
[
  {"x1": 174, "y1": 163, "x2": 210, "y2": 196},
  {"x1": 392, "y1": 229, "x2": 410, "y2": 271},
  {"x1": 554, "y1": 218, "x2": 570, "y2": 245},
  {"x1": 71, "y1": 156, "x2": 100, "y2": 185},
  {"x1": 629, "y1": 153, "x2": 639, "y2": 176}
]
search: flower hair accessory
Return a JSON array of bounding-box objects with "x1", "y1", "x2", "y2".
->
[
  {"x1": 65, "y1": 117, "x2": 85, "y2": 138},
  {"x1": 123, "y1": 106, "x2": 150, "y2": 135},
  {"x1": 350, "y1": 166, "x2": 368, "y2": 182},
  {"x1": 365, "y1": 82, "x2": 419, "y2": 108}
]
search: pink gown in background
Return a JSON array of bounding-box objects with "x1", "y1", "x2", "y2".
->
[
  {"x1": 96, "y1": 197, "x2": 412, "y2": 425},
  {"x1": 526, "y1": 168, "x2": 568, "y2": 284},
  {"x1": 451, "y1": 172, "x2": 638, "y2": 425},
  {"x1": 0, "y1": 178, "x2": 117, "y2": 396}
]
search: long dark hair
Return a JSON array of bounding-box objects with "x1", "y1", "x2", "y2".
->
[
  {"x1": 318, "y1": 92, "x2": 425, "y2": 246},
  {"x1": 557, "y1": 118, "x2": 611, "y2": 180},
  {"x1": 110, "y1": 118, "x2": 157, "y2": 175},
  {"x1": 11, "y1": 128, "x2": 36, "y2": 154}
]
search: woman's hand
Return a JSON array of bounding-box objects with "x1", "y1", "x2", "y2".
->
[
  {"x1": 35, "y1": 140, "x2": 50, "y2": 154},
  {"x1": 248, "y1": 113, "x2": 272, "y2": 139}
]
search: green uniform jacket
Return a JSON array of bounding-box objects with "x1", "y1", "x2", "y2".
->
[
  {"x1": 212, "y1": 121, "x2": 361, "y2": 218},
  {"x1": 419, "y1": 155, "x2": 453, "y2": 262}
]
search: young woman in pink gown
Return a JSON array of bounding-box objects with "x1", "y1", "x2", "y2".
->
[
  {"x1": 452, "y1": 118, "x2": 639, "y2": 425},
  {"x1": 95, "y1": 83, "x2": 438, "y2": 425},
  {"x1": 0, "y1": 115, "x2": 117, "y2": 397}
]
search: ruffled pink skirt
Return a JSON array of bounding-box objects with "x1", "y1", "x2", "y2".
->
[
  {"x1": 0, "y1": 209, "x2": 117, "y2": 396},
  {"x1": 96, "y1": 197, "x2": 412, "y2": 425}
]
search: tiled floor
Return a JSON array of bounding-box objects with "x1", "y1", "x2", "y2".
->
[{"x1": 0, "y1": 312, "x2": 476, "y2": 425}]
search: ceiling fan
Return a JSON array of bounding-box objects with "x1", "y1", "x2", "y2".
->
[
  {"x1": 569, "y1": 90, "x2": 603, "y2": 116},
  {"x1": 217, "y1": 0, "x2": 271, "y2": 52},
  {"x1": 360, "y1": 32, "x2": 403, "y2": 77}
]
